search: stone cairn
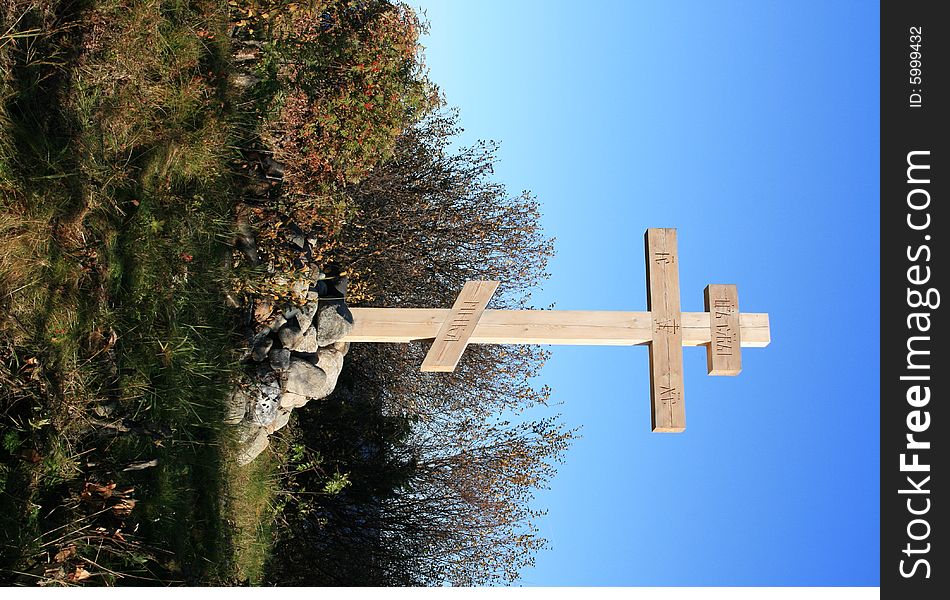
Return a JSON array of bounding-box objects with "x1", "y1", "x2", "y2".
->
[{"x1": 227, "y1": 215, "x2": 355, "y2": 465}]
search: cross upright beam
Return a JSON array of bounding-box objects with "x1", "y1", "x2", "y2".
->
[
  {"x1": 344, "y1": 309, "x2": 770, "y2": 346},
  {"x1": 644, "y1": 228, "x2": 685, "y2": 432},
  {"x1": 340, "y1": 228, "x2": 771, "y2": 433}
]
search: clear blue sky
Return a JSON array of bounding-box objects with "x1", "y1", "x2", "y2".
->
[{"x1": 412, "y1": 0, "x2": 880, "y2": 586}]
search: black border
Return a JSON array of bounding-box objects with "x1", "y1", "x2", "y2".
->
[{"x1": 881, "y1": 1, "x2": 945, "y2": 596}]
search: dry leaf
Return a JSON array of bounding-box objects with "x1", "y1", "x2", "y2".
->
[
  {"x1": 67, "y1": 566, "x2": 91, "y2": 582},
  {"x1": 53, "y1": 545, "x2": 77, "y2": 563},
  {"x1": 20, "y1": 449, "x2": 42, "y2": 463},
  {"x1": 112, "y1": 498, "x2": 137, "y2": 517},
  {"x1": 81, "y1": 482, "x2": 117, "y2": 501}
]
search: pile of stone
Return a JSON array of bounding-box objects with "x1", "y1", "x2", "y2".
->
[{"x1": 226, "y1": 224, "x2": 355, "y2": 465}]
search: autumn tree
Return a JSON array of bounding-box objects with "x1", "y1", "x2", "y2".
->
[
  {"x1": 259, "y1": 0, "x2": 438, "y2": 191},
  {"x1": 266, "y1": 109, "x2": 573, "y2": 586},
  {"x1": 331, "y1": 108, "x2": 554, "y2": 308},
  {"x1": 267, "y1": 369, "x2": 577, "y2": 586}
]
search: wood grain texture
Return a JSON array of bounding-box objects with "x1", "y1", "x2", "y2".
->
[
  {"x1": 344, "y1": 308, "x2": 771, "y2": 347},
  {"x1": 645, "y1": 228, "x2": 685, "y2": 433},
  {"x1": 704, "y1": 284, "x2": 742, "y2": 376},
  {"x1": 421, "y1": 280, "x2": 499, "y2": 372}
]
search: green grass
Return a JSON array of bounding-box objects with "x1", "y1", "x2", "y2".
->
[
  {"x1": 0, "y1": 0, "x2": 269, "y2": 585},
  {"x1": 222, "y1": 440, "x2": 281, "y2": 585}
]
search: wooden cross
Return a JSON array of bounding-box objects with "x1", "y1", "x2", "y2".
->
[{"x1": 341, "y1": 228, "x2": 770, "y2": 432}]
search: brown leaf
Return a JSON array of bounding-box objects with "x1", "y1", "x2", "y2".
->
[
  {"x1": 111, "y1": 498, "x2": 137, "y2": 517},
  {"x1": 53, "y1": 545, "x2": 77, "y2": 563},
  {"x1": 19, "y1": 449, "x2": 42, "y2": 463},
  {"x1": 67, "y1": 566, "x2": 91, "y2": 582},
  {"x1": 83, "y1": 482, "x2": 116, "y2": 500}
]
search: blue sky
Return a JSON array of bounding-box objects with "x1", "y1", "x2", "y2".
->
[{"x1": 412, "y1": 0, "x2": 880, "y2": 586}]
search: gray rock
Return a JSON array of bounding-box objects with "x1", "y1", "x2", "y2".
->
[
  {"x1": 284, "y1": 301, "x2": 319, "y2": 329},
  {"x1": 225, "y1": 387, "x2": 250, "y2": 424},
  {"x1": 266, "y1": 409, "x2": 292, "y2": 434},
  {"x1": 236, "y1": 425, "x2": 269, "y2": 466},
  {"x1": 251, "y1": 337, "x2": 273, "y2": 362},
  {"x1": 277, "y1": 322, "x2": 303, "y2": 348},
  {"x1": 260, "y1": 314, "x2": 286, "y2": 336},
  {"x1": 265, "y1": 315, "x2": 287, "y2": 335},
  {"x1": 289, "y1": 234, "x2": 306, "y2": 249},
  {"x1": 249, "y1": 392, "x2": 279, "y2": 427},
  {"x1": 315, "y1": 302, "x2": 354, "y2": 346},
  {"x1": 291, "y1": 279, "x2": 310, "y2": 298},
  {"x1": 331, "y1": 341, "x2": 350, "y2": 356},
  {"x1": 236, "y1": 422, "x2": 261, "y2": 444},
  {"x1": 282, "y1": 358, "x2": 330, "y2": 398},
  {"x1": 317, "y1": 346, "x2": 344, "y2": 373},
  {"x1": 279, "y1": 391, "x2": 309, "y2": 409},
  {"x1": 259, "y1": 368, "x2": 282, "y2": 401},
  {"x1": 299, "y1": 302, "x2": 320, "y2": 329},
  {"x1": 330, "y1": 276, "x2": 348, "y2": 297},
  {"x1": 269, "y1": 347, "x2": 291, "y2": 371},
  {"x1": 286, "y1": 326, "x2": 319, "y2": 353},
  {"x1": 315, "y1": 347, "x2": 344, "y2": 398}
]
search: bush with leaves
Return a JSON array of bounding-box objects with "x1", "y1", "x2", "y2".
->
[
  {"x1": 327, "y1": 109, "x2": 555, "y2": 307},
  {"x1": 266, "y1": 360, "x2": 577, "y2": 586},
  {"x1": 259, "y1": 0, "x2": 438, "y2": 192}
]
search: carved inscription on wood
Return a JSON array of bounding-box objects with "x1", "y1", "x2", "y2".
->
[
  {"x1": 704, "y1": 284, "x2": 742, "y2": 376},
  {"x1": 645, "y1": 228, "x2": 686, "y2": 432}
]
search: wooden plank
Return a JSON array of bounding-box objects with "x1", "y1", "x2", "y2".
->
[
  {"x1": 645, "y1": 228, "x2": 686, "y2": 433},
  {"x1": 704, "y1": 284, "x2": 742, "y2": 375},
  {"x1": 420, "y1": 280, "x2": 499, "y2": 372},
  {"x1": 344, "y1": 308, "x2": 771, "y2": 347}
]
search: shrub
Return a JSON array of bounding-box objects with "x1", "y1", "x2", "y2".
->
[{"x1": 262, "y1": 0, "x2": 439, "y2": 192}]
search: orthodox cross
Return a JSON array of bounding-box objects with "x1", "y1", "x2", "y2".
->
[{"x1": 341, "y1": 228, "x2": 770, "y2": 432}]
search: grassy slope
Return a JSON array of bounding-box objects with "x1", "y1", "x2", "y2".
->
[{"x1": 1, "y1": 0, "x2": 277, "y2": 585}]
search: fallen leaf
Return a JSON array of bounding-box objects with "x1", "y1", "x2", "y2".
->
[
  {"x1": 111, "y1": 498, "x2": 137, "y2": 517},
  {"x1": 54, "y1": 545, "x2": 77, "y2": 563},
  {"x1": 20, "y1": 449, "x2": 42, "y2": 463},
  {"x1": 67, "y1": 566, "x2": 91, "y2": 582}
]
